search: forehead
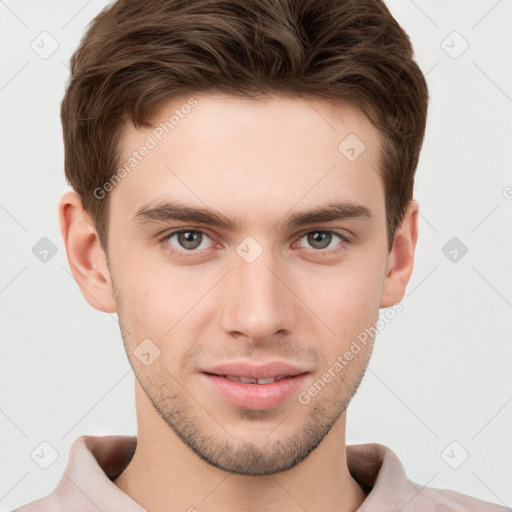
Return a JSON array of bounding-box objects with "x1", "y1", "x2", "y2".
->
[{"x1": 111, "y1": 93, "x2": 385, "y2": 226}]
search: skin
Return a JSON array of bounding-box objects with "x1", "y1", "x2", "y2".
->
[{"x1": 59, "y1": 93, "x2": 418, "y2": 512}]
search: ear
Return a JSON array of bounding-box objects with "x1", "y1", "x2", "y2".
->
[
  {"x1": 59, "y1": 191, "x2": 117, "y2": 313},
  {"x1": 380, "y1": 199, "x2": 419, "y2": 308}
]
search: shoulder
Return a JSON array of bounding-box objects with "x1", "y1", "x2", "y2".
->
[
  {"x1": 406, "y1": 483, "x2": 511, "y2": 511},
  {"x1": 347, "y1": 443, "x2": 510, "y2": 511},
  {"x1": 10, "y1": 435, "x2": 143, "y2": 512},
  {"x1": 9, "y1": 436, "x2": 89, "y2": 512},
  {"x1": 10, "y1": 494, "x2": 59, "y2": 512}
]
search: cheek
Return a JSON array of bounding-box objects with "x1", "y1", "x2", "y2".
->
[
  {"x1": 115, "y1": 269, "x2": 210, "y2": 366},
  {"x1": 295, "y1": 266, "x2": 384, "y2": 366},
  {"x1": 300, "y1": 261, "x2": 383, "y2": 321},
  {"x1": 111, "y1": 227, "x2": 386, "y2": 350},
  {"x1": 110, "y1": 259, "x2": 170, "y2": 341}
]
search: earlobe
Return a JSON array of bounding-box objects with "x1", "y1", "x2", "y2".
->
[
  {"x1": 380, "y1": 200, "x2": 419, "y2": 308},
  {"x1": 59, "y1": 191, "x2": 117, "y2": 313}
]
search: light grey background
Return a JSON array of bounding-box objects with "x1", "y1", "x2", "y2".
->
[{"x1": 1, "y1": 0, "x2": 511, "y2": 509}]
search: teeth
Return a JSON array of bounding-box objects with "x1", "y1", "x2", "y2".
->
[
  {"x1": 223, "y1": 374, "x2": 290, "y2": 384},
  {"x1": 256, "y1": 377, "x2": 275, "y2": 384},
  {"x1": 240, "y1": 377, "x2": 258, "y2": 384}
]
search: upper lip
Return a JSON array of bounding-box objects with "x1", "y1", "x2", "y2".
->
[{"x1": 201, "y1": 361, "x2": 310, "y2": 380}]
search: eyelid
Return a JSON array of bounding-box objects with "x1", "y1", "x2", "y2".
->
[
  {"x1": 295, "y1": 227, "x2": 350, "y2": 242},
  {"x1": 160, "y1": 227, "x2": 350, "y2": 258},
  {"x1": 292, "y1": 230, "x2": 348, "y2": 252},
  {"x1": 160, "y1": 227, "x2": 349, "y2": 244},
  {"x1": 159, "y1": 227, "x2": 216, "y2": 251}
]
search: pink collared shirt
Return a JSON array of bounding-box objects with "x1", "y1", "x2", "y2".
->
[{"x1": 12, "y1": 435, "x2": 509, "y2": 511}]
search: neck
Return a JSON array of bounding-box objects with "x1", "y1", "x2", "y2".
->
[{"x1": 114, "y1": 381, "x2": 367, "y2": 512}]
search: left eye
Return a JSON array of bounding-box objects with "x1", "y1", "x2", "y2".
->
[{"x1": 296, "y1": 230, "x2": 344, "y2": 251}]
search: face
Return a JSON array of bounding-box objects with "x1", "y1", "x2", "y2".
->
[{"x1": 105, "y1": 93, "x2": 391, "y2": 475}]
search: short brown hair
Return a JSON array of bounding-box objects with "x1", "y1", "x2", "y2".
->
[{"x1": 61, "y1": 0, "x2": 429, "y2": 252}]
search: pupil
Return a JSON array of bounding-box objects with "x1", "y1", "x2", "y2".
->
[
  {"x1": 310, "y1": 231, "x2": 330, "y2": 249},
  {"x1": 181, "y1": 231, "x2": 199, "y2": 249}
]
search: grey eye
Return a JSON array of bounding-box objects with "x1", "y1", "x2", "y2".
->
[
  {"x1": 167, "y1": 230, "x2": 210, "y2": 251},
  {"x1": 299, "y1": 231, "x2": 343, "y2": 250}
]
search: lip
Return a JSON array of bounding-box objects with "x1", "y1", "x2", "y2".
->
[
  {"x1": 200, "y1": 361, "x2": 311, "y2": 410},
  {"x1": 201, "y1": 361, "x2": 309, "y2": 380},
  {"x1": 201, "y1": 373, "x2": 309, "y2": 410}
]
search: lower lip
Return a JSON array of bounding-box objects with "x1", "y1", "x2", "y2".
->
[{"x1": 201, "y1": 373, "x2": 309, "y2": 410}]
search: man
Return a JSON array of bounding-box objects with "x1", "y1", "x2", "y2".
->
[{"x1": 13, "y1": 0, "x2": 509, "y2": 510}]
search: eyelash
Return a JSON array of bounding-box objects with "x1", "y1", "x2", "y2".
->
[{"x1": 158, "y1": 228, "x2": 349, "y2": 260}]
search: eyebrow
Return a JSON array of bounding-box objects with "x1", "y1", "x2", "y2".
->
[{"x1": 132, "y1": 199, "x2": 373, "y2": 232}]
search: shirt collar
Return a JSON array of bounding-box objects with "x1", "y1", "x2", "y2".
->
[{"x1": 45, "y1": 434, "x2": 419, "y2": 511}]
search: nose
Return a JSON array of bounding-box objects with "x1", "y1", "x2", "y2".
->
[{"x1": 219, "y1": 241, "x2": 298, "y2": 345}]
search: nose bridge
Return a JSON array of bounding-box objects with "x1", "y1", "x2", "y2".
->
[{"x1": 221, "y1": 236, "x2": 295, "y2": 341}]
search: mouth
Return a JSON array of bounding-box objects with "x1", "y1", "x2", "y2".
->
[
  {"x1": 204, "y1": 373, "x2": 293, "y2": 384},
  {"x1": 200, "y1": 361, "x2": 311, "y2": 410}
]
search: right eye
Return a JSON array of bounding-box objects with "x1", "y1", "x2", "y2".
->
[{"x1": 159, "y1": 228, "x2": 220, "y2": 259}]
